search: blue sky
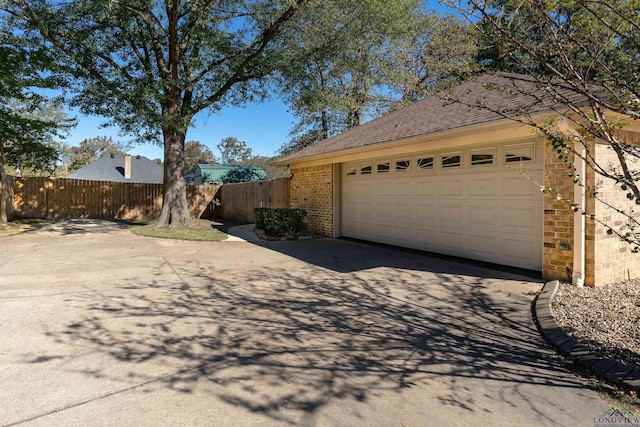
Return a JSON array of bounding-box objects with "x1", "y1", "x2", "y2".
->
[{"x1": 66, "y1": 97, "x2": 296, "y2": 161}]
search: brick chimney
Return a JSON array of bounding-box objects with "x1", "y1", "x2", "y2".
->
[{"x1": 124, "y1": 154, "x2": 131, "y2": 179}]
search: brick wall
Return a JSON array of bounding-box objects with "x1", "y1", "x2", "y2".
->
[
  {"x1": 290, "y1": 164, "x2": 334, "y2": 236},
  {"x1": 589, "y1": 143, "x2": 640, "y2": 284},
  {"x1": 544, "y1": 138, "x2": 640, "y2": 286},
  {"x1": 543, "y1": 143, "x2": 575, "y2": 283}
]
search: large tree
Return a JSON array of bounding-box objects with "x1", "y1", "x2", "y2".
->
[
  {"x1": 383, "y1": 13, "x2": 477, "y2": 109},
  {"x1": 445, "y1": 0, "x2": 640, "y2": 248},
  {"x1": 0, "y1": 28, "x2": 70, "y2": 223},
  {"x1": 276, "y1": 2, "x2": 477, "y2": 155},
  {"x1": 184, "y1": 141, "x2": 216, "y2": 172},
  {"x1": 276, "y1": 0, "x2": 421, "y2": 154},
  {"x1": 217, "y1": 136, "x2": 253, "y2": 165},
  {"x1": 7, "y1": 0, "x2": 309, "y2": 227}
]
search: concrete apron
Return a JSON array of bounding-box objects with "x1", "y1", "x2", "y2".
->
[{"x1": 0, "y1": 220, "x2": 607, "y2": 426}]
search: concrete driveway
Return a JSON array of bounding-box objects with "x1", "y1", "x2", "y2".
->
[{"x1": 0, "y1": 220, "x2": 607, "y2": 426}]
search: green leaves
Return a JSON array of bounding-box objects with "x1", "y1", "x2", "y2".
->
[
  {"x1": 217, "y1": 137, "x2": 252, "y2": 165},
  {"x1": 7, "y1": 0, "x2": 312, "y2": 143},
  {"x1": 254, "y1": 207, "x2": 308, "y2": 238},
  {"x1": 0, "y1": 27, "x2": 70, "y2": 175},
  {"x1": 276, "y1": 1, "x2": 477, "y2": 154}
]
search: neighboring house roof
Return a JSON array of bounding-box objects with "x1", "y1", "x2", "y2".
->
[
  {"x1": 197, "y1": 164, "x2": 267, "y2": 183},
  {"x1": 67, "y1": 154, "x2": 164, "y2": 183},
  {"x1": 276, "y1": 72, "x2": 595, "y2": 165}
]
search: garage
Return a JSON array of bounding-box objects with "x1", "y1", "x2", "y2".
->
[{"x1": 340, "y1": 140, "x2": 543, "y2": 271}]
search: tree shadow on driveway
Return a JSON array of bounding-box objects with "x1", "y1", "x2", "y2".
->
[
  {"x1": 19, "y1": 218, "x2": 130, "y2": 235},
  {"x1": 39, "y1": 239, "x2": 601, "y2": 426}
]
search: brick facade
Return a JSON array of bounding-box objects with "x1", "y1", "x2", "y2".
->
[
  {"x1": 588, "y1": 143, "x2": 640, "y2": 284},
  {"x1": 543, "y1": 143, "x2": 575, "y2": 283},
  {"x1": 290, "y1": 164, "x2": 334, "y2": 236},
  {"x1": 543, "y1": 139, "x2": 640, "y2": 286}
]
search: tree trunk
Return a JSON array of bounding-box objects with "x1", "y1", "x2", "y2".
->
[
  {"x1": 0, "y1": 139, "x2": 7, "y2": 224},
  {"x1": 155, "y1": 128, "x2": 193, "y2": 228}
]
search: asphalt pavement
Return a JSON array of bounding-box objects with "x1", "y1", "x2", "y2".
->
[{"x1": 0, "y1": 219, "x2": 609, "y2": 426}]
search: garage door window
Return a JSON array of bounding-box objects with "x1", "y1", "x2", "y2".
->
[
  {"x1": 417, "y1": 157, "x2": 434, "y2": 170},
  {"x1": 361, "y1": 165, "x2": 372, "y2": 175},
  {"x1": 377, "y1": 162, "x2": 390, "y2": 173},
  {"x1": 395, "y1": 160, "x2": 410, "y2": 172},
  {"x1": 346, "y1": 168, "x2": 357, "y2": 176},
  {"x1": 441, "y1": 153, "x2": 462, "y2": 168},
  {"x1": 505, "y1": 144, "x2": 534, "y2": 163},
  {"x1": 470, "y1": 150, "x2": 495, "y2": 166}
]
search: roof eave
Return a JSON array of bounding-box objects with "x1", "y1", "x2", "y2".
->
[
  {"x1": 273, "y1": 116, "x2": 533, "y2": 167},
  {"x1": 273, "y1": 106, "x2": 632, "y2": 167}
]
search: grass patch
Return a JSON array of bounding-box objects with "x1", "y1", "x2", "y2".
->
[
  {"x1": 0, "y1": 219, "x2": 44, "y2": 235},
  {"x1": 128, "y1": 219, "x2": 231, "y2": 241}
]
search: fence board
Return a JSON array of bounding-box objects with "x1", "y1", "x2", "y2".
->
[
  {"x1": 218, "y1": 178, "x2": 291, "y2": 223},
  {"x1": 270, "y1": 177, "x2": 290, "y2": 208},
  {"x1": 10, "y1": 177, "x2": 220, "y2": 221},
  {"x1": 8, "y1": 176, "x2": 290, "y2": 223}
]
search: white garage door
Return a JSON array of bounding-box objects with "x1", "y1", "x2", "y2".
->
[{"x1": 341, "y1": 141, "x2": 543, "y2": 270}]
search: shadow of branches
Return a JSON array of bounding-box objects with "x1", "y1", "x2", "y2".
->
[{"x1": 48, "y1": 239, "x2": 590, "y2": 425}]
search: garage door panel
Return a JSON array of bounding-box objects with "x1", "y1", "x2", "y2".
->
[
  {"x1": 341, "y1": 151, "x2": 543, "y2": 271},
  {"x1": 502, "y1": 237, "x2": 542, "y2": 270},
  {"x1": 503, "y1": 173, "x2": 542, "y2": 196},
  {"x1": 361, "y1": 184, "x2": 377, "y2": 196},
  {"x1": 414, "y1": 202, "x2": 436, "y2": 221},
  {"x1": 439, "y1": 179, "x2": 464, "y2": 197},
  {"x1": 375, "y1": 182, "x2": 395, "y2": 196},
  {"x1": 374, "y1": 202, "x2": 398, "y2": 221},
  {"x1": 358, "y1": 222, "x2": 377, "y2": 236},
  {"x1": 414, "y1": 227, "x2": 437, "y2": 243},
  {"x1": 468, "y1": 205, "x2": 499, "y2": 227},
  {"x1": 390, "y1": 201, "x2": 413, "y2": 222},
  {"x1": 503, "y1": 204, "x2": 542, "y2": 232},
  {"x1": 414, "y1": 179, "x2": 437, "y2": 197},
  {"x1": 464, "y1": 233, "x2": 500, "y2": 258},
  {"x1": 438, "y1": 230, "x2": 466, "y2": 250},
  {"x1": 395, "y1": 184, "x2": 413, "y2": 198},
  {"x1": 469, "y1": 178, "x2": 498, "y2": 197},
  {"x1": 392, "y1": 225, "x2": 416, "y2": 243},
  {"x1": 439, "y1": 204, "x2": 464, "y2": 223}
]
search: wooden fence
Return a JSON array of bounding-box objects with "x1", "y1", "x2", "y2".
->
[
  {"x1": 10, "y1": 177, "x2": 220, "y2": 221},
  {"x1": 5, "y1": 176, "x2": 290, "y2": 223},
  {"x1": 218, "y1": 178, "x2": 290, "y2": 223}
]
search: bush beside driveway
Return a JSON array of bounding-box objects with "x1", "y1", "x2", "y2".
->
[{"x1": 0, "y1": 220, "x2": 609, "y2": 426}]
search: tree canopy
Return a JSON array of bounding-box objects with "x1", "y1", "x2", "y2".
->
[
  {"x1": 217, "y1": 136, "x2": 253, "y2": 165},
  {"x1": 7, "y1": 0, "x2": 310, "y2": 227},
  {"x1": 184, "y1": 141, "x2": 216, "y2": 171},
  {"x1": 0, "y1": 26, "x2": 72, "y2": 223},
  {"x1": 276, "y1": 2, "x2": 477, "y2": 155}
]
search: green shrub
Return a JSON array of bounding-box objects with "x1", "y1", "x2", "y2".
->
[{"x1": 254, "y1": 208, "x2": 308, "y2": 238}]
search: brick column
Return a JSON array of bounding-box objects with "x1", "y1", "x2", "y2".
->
[{"x1": 289, "y1": 164, "x2": 335, "y2": 236}]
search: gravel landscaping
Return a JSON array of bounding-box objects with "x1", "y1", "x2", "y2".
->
[{"x1": 553, "y1": 280, "x2": 640, "y2": 368}]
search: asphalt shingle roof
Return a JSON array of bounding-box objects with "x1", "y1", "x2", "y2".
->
[
  {"x1": 67, "y1": 155, "x2": 164, "y2": 183},
  {"x1": 277, "y1": 72, "x2": 593, "y2": 164}
]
